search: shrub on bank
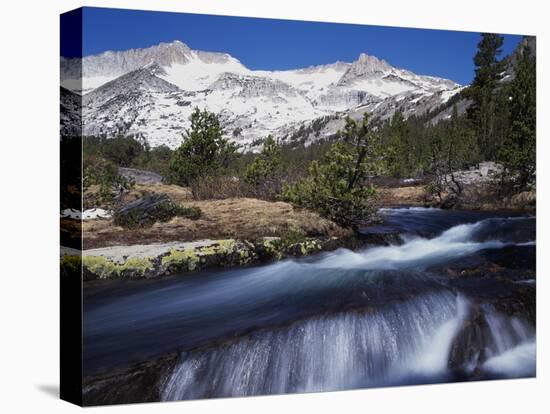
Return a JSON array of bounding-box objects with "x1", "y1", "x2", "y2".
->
[{"x1": 282, "y1": 115, "x2": 379, "y2": 229}]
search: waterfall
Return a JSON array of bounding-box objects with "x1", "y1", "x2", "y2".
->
[
  {"x1": 161, "y1": 292, "x2": 466, "y2": 400},
  {"x1": 161, "y1": 291, "x2": 534, "y2": 400}
]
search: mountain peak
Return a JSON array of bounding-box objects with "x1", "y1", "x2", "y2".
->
[
  {"x1": 147, "y1": 41, "x2": 193, "y2": 65},
  {"x1": 159, "y1": 40, "x2": 191, "y2": 51},
  {"x1": 354, "y1": 53, "x2": 391, "y2": 72},
  {"x1": 337, "y1": 53, "x2": 393, "y2": 86}
]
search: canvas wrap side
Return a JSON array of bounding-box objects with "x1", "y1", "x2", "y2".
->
[{"x1": 60, "y1": 7, "x2": 83, "y2": 407}]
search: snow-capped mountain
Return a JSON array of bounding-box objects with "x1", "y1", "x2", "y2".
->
[
  {"x1": 338, "y1": 53, "x2": 457, "y2": 97},
  {"x1": 61, "y1": 40, "x2": 250, "y2": 94},
  {"x1": 61, "y1": 40, "x2": 463, "y2": 149}
]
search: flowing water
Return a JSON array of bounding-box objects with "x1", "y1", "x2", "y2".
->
[{"x1": 83, "y1": 208, "x2": 536, "y2": 400}]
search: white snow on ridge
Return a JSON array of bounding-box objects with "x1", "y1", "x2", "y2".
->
[
  {"x1": 264, "y1": 66, "x2": 349, "y2": 100},
  {"x1": 160, "y1": 57, "x2": 251, "y2": 91},
  {"x1": 440, "y1": 86, "x2": 465, "y2": 104},
  {"x1": 62, "y1": 40, "x2": 463, "y2": 148},
  {"x1": 348, "y1": 77, "x2": 416, "y2": 98}
]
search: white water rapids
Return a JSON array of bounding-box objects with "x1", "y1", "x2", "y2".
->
[
  {"x1": 313, "y1": 217, "x2": 532, "y2": 271},
  {"x1": 159, "y1": 215, "x2": 535, "y2": 400}
]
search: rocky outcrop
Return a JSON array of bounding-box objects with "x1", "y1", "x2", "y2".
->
[
  {"x1": 208, "y1": 72, "x2": 299, "y2": 99},
  {"x1": 446, "y1": 162, "x2": 503, "y2": 185},
  {"x1": 337, "y1": 53, "x2": 392, "y2": 86},
  {"x1": 63, "y1": 40, "x2": 197, "y2": 81}
]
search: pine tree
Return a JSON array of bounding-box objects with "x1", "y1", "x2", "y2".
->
[
  {"x1": 500, "y1": 45, "x2": 536, "y2": 189},
  {"x1": 169, "y1": 108, "x2": 238, "y2": 186},
  {"x1": 386, "y1": 111, "x2": 413, "y2": 177},
  {"x1": 472, "y1": 34, "x2": 504, "y2": 91},
  {"x1": 467, "y1": 33, "x2": 504, "y2": 160},
  {"x1": 244, "y1": 135, "x2": 282, "y2": 197}
]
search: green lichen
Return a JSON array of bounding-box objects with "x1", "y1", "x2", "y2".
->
[
  {"x1": 161, "y1": 248, "x2": 201, "y2": 272},
  {"x1": 261, "y1": 238, "x2": 284, "y2": 260},
  {"x1": 196, "y1": 239, "x2": 236, "y2": 255},
  {"x1": 83, "y1": 256, "x2": 119, "y2": 279},
  {"x1": 120, "y1": 257, "x2": 153, "y2": 276},
  {"x1": 237, "y1": 242, "x2": 257, "y2": 264},
  {"x1": 82, "y1": 255, "x2": 153, "y2": 279},
  {"x1": 302, "y1": 239, "x2": 322, "y2": 253},
  {"x1": 160, "y1": 240, "x2": 259, "y2": 272}
]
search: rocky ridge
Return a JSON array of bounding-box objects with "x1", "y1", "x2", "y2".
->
[{"x1": 61, "y1": 40, "x2": 463, "y2": 148}]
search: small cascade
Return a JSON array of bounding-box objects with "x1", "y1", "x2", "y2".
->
[
  {"x1": 161, "y1": 292, "x2": 466, "y2": 400},
  {"x1": 161, "y1": 291, "x2": 535, "y2": 400},
  {"x1": 315, "y1": 216, "x2": 535, "y2": 271},
  {"x1": 478, "y1": 311, "x2": 536, "y2": 377}
]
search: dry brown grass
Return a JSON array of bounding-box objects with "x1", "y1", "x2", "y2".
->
[
  {"x1": 82, "y1": 186, "x2": 351, "y2": 249},
  {"x1": 376, "y1": 186, "x2": 427, "y2": 206}
]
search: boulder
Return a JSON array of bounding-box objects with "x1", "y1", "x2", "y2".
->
[
  {"x1": 114, "y1": 193, "x2": 192, "y2": 229},
  {"x1": 440, "y1": 194, "x2": 458, "y2": 209},
  {"x1": 447, "y1": 307, "x2": 494, "y2": 374},
  {"x1": 118, "y1": 167, "x2": 163, "y2": 185}
]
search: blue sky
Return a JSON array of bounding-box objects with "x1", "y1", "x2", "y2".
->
[{"x1": 62, "y1": 7, "x2": 523, "y2": 85}]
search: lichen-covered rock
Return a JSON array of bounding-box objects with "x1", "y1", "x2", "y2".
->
[
  {"x1": 285, "y1": 239, "x2": 323, "y2": 257},
  {"x1": 76, "y1": 235, "x2": 361, "y2": 281},
  {"x1": 253, "y1": 237, "x2": 285, "y2": 262},
  {"x1": 82, "y1": 255, "x2": 154, "y2": 280},
  {"x1": 160, "y1": 240, "x2": 253, "y2": 273},
  {"x1": 80, "y1": 239, "x2": 259, "y2": 280}
]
